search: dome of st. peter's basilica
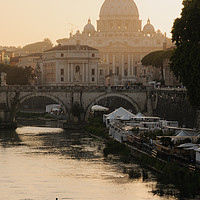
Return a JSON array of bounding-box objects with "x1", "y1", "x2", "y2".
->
[{"x1": 99, "y1": 0, "x2": 139, "y2": 20}]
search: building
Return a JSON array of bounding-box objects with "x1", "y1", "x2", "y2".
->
[
  {"x1": 57, "y1": 0, "x2": 172, "y2": 85},
  {"x1": 17, "y1": 53, "x2": 42, "y2": 69},
  {"x1": 40, "y1": 44, "x2": 100, "y2": 85},
  {"x1": 0, "y1": 50, "x2": 15, "y2": 65}
]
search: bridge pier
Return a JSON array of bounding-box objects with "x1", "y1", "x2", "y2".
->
[
  {"x1": 146, "y1": 89, "x2": 153, "y2": 116},
  {"x1": 196, "y1": 108, "x2": 200, "y2": 130},
  {"x1": 0, "y1": 110, "x2": 14, "y2": 128},
  {"x1": 0, "y1": 90, "x2": 11, "y2": 128}
]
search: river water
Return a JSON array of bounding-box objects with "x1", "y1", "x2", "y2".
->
[{"x1": 0, "y1": 123, "x2": 178, "y2": 200}]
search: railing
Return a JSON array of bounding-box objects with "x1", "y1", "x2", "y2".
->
[{"x1": 0, "y1": 85, "x2": 147, "y2": 92}]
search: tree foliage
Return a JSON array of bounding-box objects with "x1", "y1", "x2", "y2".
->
[
  {"x1": 0, "y1": 64, "x2": 34, "y2": 85},
  {"x1": 170, "y1": 0, "x2": 200, "y2": 106},
  {"x1": 141, "y1": 49, "x2": 174, "y2": 85},
  {"x1": 71, "y1": 103, "x2": 84, "y2": 118},
  {"x1": 22, "y1": 38, "x2": 53, "y2": 53},
  {"x1": 141, "y1": 49, "x2": 173, "y2": 68}
]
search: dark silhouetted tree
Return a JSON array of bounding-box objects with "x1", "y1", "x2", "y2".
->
[
  {"x1": 170, "y1": 0, "x2": 200, "y2": 106},
  {"x1": 0, "y1": 64, "x2": 35, "y2": 85}
]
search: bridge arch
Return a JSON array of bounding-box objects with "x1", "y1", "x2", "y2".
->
[
  {"x1": 19, "y1": 92, "x2": 69, "y2": 115},
  {"x1": 84, "y1": 93, "x2": 142, "y2": 120}
]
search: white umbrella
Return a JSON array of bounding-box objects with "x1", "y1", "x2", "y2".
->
[{"x1": 91, "y1": 105, "x2": 109, "y2": 112}]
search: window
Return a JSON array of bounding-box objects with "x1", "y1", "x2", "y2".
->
[
  {"x1": 92, "y1": 77, "x2": 95, "y2": 82},
  {"x1": 100, "y1": 69, "x2": 103, "y2": 76},
  {"x1": 92, "y1": 53, "x2": 95, "y2": 57},
  {"x1": 92, "y1": 69, "x2": 95, "y2": 75},
  {"x1": 61, "y1": 69, "x2": 64, "y2": 75},
  {"x1": 61, "y1": 53, "x2": 64, "y2": 57},
  {"x1": 76, "y1": 65, "x2": 80, "y2": 73},
  {"x1": 61, "y1": 77, "x2": 64, "y2": 82}
]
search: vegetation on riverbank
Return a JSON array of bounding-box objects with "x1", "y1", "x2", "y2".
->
[
  {"x1": 85, "y1": 116, "x2": 130, "y2": 162},
  {"x1": 16, "y1": 112, "x2": 55, "y2": 119},
  {"x1": 138, "y1": 153, "x2": 200, "y2": 199},
  {"x1": 103, "y1": 139, "x2": 131, "y2": 163},
  {"x1": 85, "y1": 116, "x2": 109, "y2": 139},
  {"x1": 86, "y1": 116, "x2": 200, "y2": 198}
]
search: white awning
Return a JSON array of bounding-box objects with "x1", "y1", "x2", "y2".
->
[{"x1": 91, "y1": 105, "x2": 109, "y2": 112}]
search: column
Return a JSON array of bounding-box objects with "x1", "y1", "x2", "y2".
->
[
  {"x1": 86, "y1": 63, "x2": 89, "y2": 83},
  {"x1": 113, "y1": 54, "x2": 115, "y2": 74},
  {"x1": 128, "y1": 54, "x2": 131, "y2": 77},
  {"x1": 122, "y1": 54, "x2": 124, "y2": 77},
  {"x1": 132, "y1": 54, "x2": 134, "y2": 76},
  {"x1": 103, "y1": 54, "x2": 106, "y2": 63},
  {"x1": 82, "y1": 63, "x2": 85, "y2": 83},
  {"x1": 71, "y1": 64, "x2": 73, "y2": 82},
  {"x1": 106, "y1": 54, "x2": 109, "y2": 64},
  {"x1": 67, "y1": 63, "x2": 70, "y2": 83},
  {"x1": 83, "y1": 63, "x2": 86, "y2": 83}
]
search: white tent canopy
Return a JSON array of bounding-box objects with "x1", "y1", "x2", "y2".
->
[
  {"x1": 120, "y1": 113, "x2": 133, "y2": 120},
  {"x1": 104, "y1": 107, "x2": 135, "y2": 126},
  {"x1": 177, "y1": 143, "x2": 196, "y2": 148},
  {"x1": 107, "y1": 107, "x2": 136, "y2": 118},
  {"x1": 91, "y1": 105, "x2": 109, "y2": 112},
  {"x1": 185, "y1": 145, "x2": 200, "y2": 151},
  {"x1": 106, "y1": 113, "x2": 117, "y2": 120},
  {"x1": 195, "y1": 148, "x2": 200, "y2": 152},
  {"x1": 136, "y1": 112, "x2": 145, "y2": 118},
  {"x1": 175, "y1": 130, "x2": 191, "y2": 137}
]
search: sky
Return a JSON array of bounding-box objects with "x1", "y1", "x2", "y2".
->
[{"x1": 0, "y1": 0, "x2": 183, "y2": 47}]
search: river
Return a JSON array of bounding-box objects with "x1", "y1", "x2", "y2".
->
[{"x1": 0, "y1": 122, "x2": 178, "y2": 200}]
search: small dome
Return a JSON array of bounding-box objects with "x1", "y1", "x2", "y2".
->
[
  {"x1": 143, "y1": 18, "x2": 155, "y2": 35},
  {"x1": 83, "y1": 19, "x2": 96, "y2": 34}
]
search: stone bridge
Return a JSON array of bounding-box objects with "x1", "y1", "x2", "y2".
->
[
  {"x1": 0, "y1": 85, "x2": 196, "y2": 128},
  {"x1": 0, "y1": 85, "x2": 151, "y2": 125}
]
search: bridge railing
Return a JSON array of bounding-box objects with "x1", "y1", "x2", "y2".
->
[{"x1": 0, "y1": 85, "x2": 147, "y2": 92}]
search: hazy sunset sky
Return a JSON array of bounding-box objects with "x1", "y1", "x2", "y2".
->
[{"x1": 0, "y1": 0, "x2": 183, "y2": 47}]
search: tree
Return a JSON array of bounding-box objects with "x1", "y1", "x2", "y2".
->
[
  {"x1": 22, "y1": 38, "x2": 53, "y2": 53},
  {"x1": 170, "y1": 0, "x2": 200, "y2": 106},
  {"x1": 0, "y1": 64, "x2": 35, "y2": 85},
  {"x1": 141, "y1": 49, "x2": 173, "y2": 85},
  {"x1": 71, "y1": 103, "x2": 84, "y2": 121}
]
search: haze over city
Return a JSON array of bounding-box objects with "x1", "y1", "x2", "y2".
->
[
  {"x1": 1, "y1": 0, "x2": 200, "y2": 199},
  {"x1": 0, "y1": 0, "x2": 183, "y2": 47}
]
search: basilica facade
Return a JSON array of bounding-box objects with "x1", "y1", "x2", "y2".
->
[{"x1": 57, "y1": 0, "x2": 172, "y2": 85}]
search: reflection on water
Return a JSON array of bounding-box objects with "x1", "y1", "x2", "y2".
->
[{"x1": 0, "y1": 125, "x2": 178, "y2": 200}]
